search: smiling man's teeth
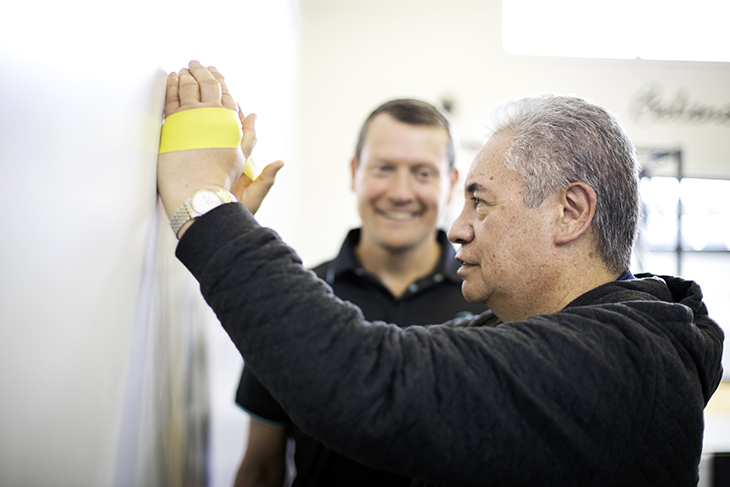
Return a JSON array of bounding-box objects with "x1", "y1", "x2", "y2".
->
[{"x1": 385, "y1": 211, "x2": 413, "y2": 220}]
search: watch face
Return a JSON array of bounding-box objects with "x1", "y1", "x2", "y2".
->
[{"x1": 191, "y1": 191, "x2": 224, "y2": 214}]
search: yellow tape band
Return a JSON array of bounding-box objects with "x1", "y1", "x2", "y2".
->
[
  {"x1": 243, "y1": 157, "x2": 258, "y2": 180},
  {"x1": 159, "y1": 107, "x2": 242, "y2": 154}
]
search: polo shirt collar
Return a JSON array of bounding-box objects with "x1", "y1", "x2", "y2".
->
[{"x1": 325, "y1": 228, "x2": 462, "y2": 285}]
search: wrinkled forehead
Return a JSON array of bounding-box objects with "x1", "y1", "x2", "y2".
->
[{"x1": 463, "y1": 132, "x2": 516, "y2": 189}]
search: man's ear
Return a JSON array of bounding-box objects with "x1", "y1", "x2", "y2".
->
[
  {"x1": 350, "y1": 157, "x2": 358, "y2": 192},
  {"x1": 445, "y1": 167, "x2": 459, "y2": 203},
  {"x1": 555, "y1": 182, "x2": 596, "y2": 245}
]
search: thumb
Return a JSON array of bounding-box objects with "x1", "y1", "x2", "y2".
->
[
  {"x1": 239, "y1": 109, "x2": 257, "y2": 159},
  {"x1": 239, "y1": 160, "x2": 285, "y2": 214}
]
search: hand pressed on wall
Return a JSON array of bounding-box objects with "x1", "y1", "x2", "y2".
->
[{"x1": 157, "y1": 60, "x2": 284, "y2": 230}]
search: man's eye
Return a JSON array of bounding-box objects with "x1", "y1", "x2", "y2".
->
[
  {"x1": 471, "y1": 196, "x2": 483, "y2": 208},
  {"x1": 414, "y1": 169, "x2": 436, "y2": 181}
]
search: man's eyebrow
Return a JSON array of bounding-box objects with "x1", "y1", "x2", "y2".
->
[{"x1": 466, "y1": 182, "x2": 485, "y2": 193}]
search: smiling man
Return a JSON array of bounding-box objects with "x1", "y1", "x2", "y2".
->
[
  {"x1": 233, "y1": 99, "x2": 489, "y2": 487},
  {"x1": 158, "y1": 62, "x2": 723, "y2": 487}
]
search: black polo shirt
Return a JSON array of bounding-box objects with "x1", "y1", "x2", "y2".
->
[{"x1": 236, "y1": 228, "x2": 491, "y2": 487}]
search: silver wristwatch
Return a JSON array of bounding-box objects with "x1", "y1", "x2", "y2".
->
[{"x1": 170, "y1": 189, "x2": 237, "y2": 238}]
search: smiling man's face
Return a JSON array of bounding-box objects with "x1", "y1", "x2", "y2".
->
[
  {"x1": 447, "y1": 131, "x2": 558, "y2": 318},
  {"x1": 353, "y1": 113, "x2": 457, "y2": 253}
]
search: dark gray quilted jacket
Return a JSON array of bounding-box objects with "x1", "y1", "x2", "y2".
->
[{"x1": 178, "y1": 204, "x2": 724, "y2": 487}]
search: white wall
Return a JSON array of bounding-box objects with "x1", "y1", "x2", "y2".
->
[{"x1": 0, "y1": 1, "x2": 297, "y2": 486}]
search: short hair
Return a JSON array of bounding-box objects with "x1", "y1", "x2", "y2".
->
[
  {"x1": 354, "y1": 98, "x2": 456, "y2": 169},
  {"x1": 485, "y1": 94, "x2": 640, "y2": 274}
]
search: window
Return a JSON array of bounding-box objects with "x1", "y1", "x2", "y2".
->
[
  {"x1": 634, "y1": 168, "x2": 730, "y2": 381},
  {"x1": 639, "y1": 176, "x2": 730, "y2": 252}
]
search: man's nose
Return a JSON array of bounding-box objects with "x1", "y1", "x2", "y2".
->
[
  {"x1": 448, "y1": 205, "x2": 473, "y2": 245},
  {"x1": 386, "y1": 170, "x2": 415, "y2": 202}
]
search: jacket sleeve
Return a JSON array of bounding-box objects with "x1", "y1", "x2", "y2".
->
[{"x1": 175, "y1": 203, "x2": 711, "y2": 487}]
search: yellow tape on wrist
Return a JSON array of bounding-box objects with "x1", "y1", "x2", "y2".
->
[
  {"x1": 159, "y1": 107, "x2": 242, "y2": 154},
  {"x1": 243, "y1": 157, "x2": 258, "y2": 180}
]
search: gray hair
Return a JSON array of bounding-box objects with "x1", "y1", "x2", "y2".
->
[{"x1": 486, "y1": 94, "x2": 640, "y2": 274}]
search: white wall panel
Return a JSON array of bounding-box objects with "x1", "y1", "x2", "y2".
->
[{"x1": 0, "y1": 1, "x2": 297, "y2": 486}]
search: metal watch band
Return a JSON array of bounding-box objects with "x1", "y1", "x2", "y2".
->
[
  {"x1": 170, "y1": 204, "x2": 193, "y2": 238},
  {"x1": 170, "y1": 189, "x2": 236, "y2": 239}
]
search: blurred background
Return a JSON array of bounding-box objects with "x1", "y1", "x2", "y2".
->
[{"x1": 1, "y1": 0, "x2": 728, "y2": 485}]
